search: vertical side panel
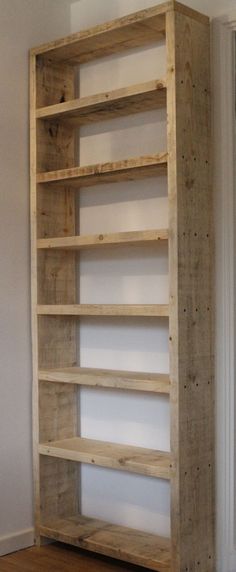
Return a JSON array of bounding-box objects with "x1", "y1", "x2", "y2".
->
[
  {"x1": 31, "y1": 57, "x2": 79, "y2": 539},
  {"x1": 167, "y1": 10, "x2": 214, "y2": 572}
]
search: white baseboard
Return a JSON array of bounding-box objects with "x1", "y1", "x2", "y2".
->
[{"x1": 0, "y1": 528, "x2": 34, "y2": 556}]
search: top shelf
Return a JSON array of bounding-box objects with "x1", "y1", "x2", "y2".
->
[{"x1": 31, "y1": 2, "x2": 209, "y2": 65}]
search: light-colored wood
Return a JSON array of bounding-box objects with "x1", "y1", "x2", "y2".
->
[
  {"x1": 36, "y1": 79, "x2": 166, "y2": 123},
  {"x1": 39, "y1": 437, "x2": 171, "y2": 479},
  {"x1": 36, "y1": 153, "x2": 168, "y2": 188},
  {"x1": 31, "y1": 2, "x2": 208, "y2": 66},
  {"x1": 30, "y1": 3, "x2": 213, "y2": 570},
  {"x1": 166, "y1": 8, "x2": 214, "y2": 572},
  {"x1": 37, "y1": 229, "x2": 168, "y2": 251},
  {"x1": 39, "y1": 366, "x2": 170, "y2": 394},
  {"x1": 40, "y1": 516, "x2": 171, "y2": 572},
  {"x1": 31, "y1": 56, "x2": 79, "y2": 541},
  {"x1": 37, "y1": 304, "x2": 169, "y2": 317}
]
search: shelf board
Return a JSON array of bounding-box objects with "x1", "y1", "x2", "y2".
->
[
  {"x1": 38, "y1": 366, "x2": 170, "y2": 394},
  {"x1": 40, "y1": 514, "x2": 171, "y2": 571},
  {"x1": 37, "y1": 229, "x2": 169, "y2": 251},
  {"x1": 36, "y1": 153, "x2": 168, "y2": 189},
  {"x1": 39, "y1": 436, "x2": 171, "y2": 479},
  {"x1": 31, "y1": 2, "x2": 209, "y2": 65},
  {"x1": 37, "y1": 304, "x2": 169, "y2": 317},
  {"x1": 36, "y1": 79, "x2": 166, "y2": 124},
  {"x1": 31, "y1": 5, "x2": 168, "y2": 64}
]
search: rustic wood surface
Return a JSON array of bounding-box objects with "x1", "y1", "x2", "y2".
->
[
  {"x1": 39, "y1": 366, "x2": 170, "y2": 394},
  {"x1": 39, "y1": 436, "x2": 171, "y2": 479},
  {"x1": 40, "y1": 517, "x2": 171, "y2": 572},
  {"x1": 166, "y1": 7, "x2": 213, "y2": 572},
  {"x1": 30, "y1": 2, "x2": 208, "y2": 66},
  {"x1": 37, "y1": 304, "x2": 169, "y2": 317},
  {"x1": 37, "y1": 229, "x2": 168, "y2": 251},
  {"x1": 31, "y1": 56, "x2": 79, "y2": 541},
  {"x1": 36, "y1": 154, "x2": 168, "y2": 188},
  {"x1": 36, "y1": 79, "x2": 166, "y2": 124}
]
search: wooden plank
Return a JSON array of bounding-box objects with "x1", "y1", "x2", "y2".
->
[
  {"x1": 39, "y1": 437, "x2": 171, "y2": 479},
  {"x1": 36, "y1": 153, "x2": 168, "y2": 188},
  {"x1": 40, "y1": 515, "x2": 171, "y2": 571},
  {"x1": 166, "y1": 8, "x2": 214, "y2": 572},
  {"x1": 30, "y1": 2, "x2": 208, "y2": 65},
  {"x1": 31, "y1": 4, "x2": 168, "y2": 63},
  {"x1": 37, "y1": 229, "x2": 169, "y2": 251},
  {"x1": 38, "y1": 366, "x2": 170, "y2": 394},
  {"x1": 31, "y1": 56, "x2": 79, "y2": 540},
  {"x1": 37, "y1": 304, "x2": 169, "y2": 317},
  {"x1": 36, "y1": 79, "x2": 166, "y2": 124},
  {"x1": 1, "y1": 543, "x2": 170, "y2": 572}
]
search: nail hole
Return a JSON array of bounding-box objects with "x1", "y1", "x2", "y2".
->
[
  {"x1": 184, "y1": 309, "x2": 186, "y2": 312},
  {"x1": 184, "y1": 385, "x2": 187, "y2": 389},
  {"x1": 196, "y1": 308, "x2": 198, "y2": 312},
  {"x1": 169, "y1": 336, "x2": 172, "y2": 341}
]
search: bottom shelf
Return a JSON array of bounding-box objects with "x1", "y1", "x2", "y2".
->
[{"x1": 40, "y1": 514, "x2": 171, "y2": 572}]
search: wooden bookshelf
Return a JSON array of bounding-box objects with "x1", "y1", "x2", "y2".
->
[{"x1": 30, "y1": 2, "x2": 213, "y2": 571}]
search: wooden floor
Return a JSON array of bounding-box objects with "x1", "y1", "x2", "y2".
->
[{"x1": 1, "y1": 543, "x2": 151, "y2": 571}]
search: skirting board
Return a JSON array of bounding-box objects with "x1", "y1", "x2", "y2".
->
[{"x1": 0, "y1": 528, "x2": 34, "y2": 556}]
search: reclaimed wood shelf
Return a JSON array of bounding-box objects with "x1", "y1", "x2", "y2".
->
[
  {"x1": 36, "y1": 79, "x2": 166, "y2": 124},
  {"x1": 37, "y1": 153, "x2": 168, "y2": 188},
  {"x1": 40, "y1": 515, "x2": 171, "y2": 572},
  {"x1": 39, "y1": 366, "x2": 170, "y2": 394},
  {"x1": 39, "y1": 436, "x2": 171, "y2": 479},
  {"x1": 37, "y1": 304, "x2": 169, "y2": 317},
  {"x1": 30, "y1": 2, "x2": 213, "y2": 571},
  {"x1": 37, "y1": 229, "x2": 168, "y2": 251}
]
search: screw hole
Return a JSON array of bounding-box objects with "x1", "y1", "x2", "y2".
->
[
  {"x1": 196, "y1": 308, "x2": 198, "y2": 312},
  {"x1": 184, "y1": 385, "x2": 187, "y2": 389}
]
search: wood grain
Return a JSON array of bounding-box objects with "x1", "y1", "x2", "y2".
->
[
  {"x1": 39, "y1": 437, "x2": 171, "y2": 479},
  {"x1": 31, "y1": 56, "x2": 79, "y2": 540},
  {"x1": 39, "y1": 366, "x2": 170, "y2": 394},
  {"x1": 36, "y1": 154, "x2": 168, "y2": 188},
  {"x1": 37, "y1": 304, "x2": 169, "y2": 317},
  {"x1": 37, "y1": 229, "x2": 168, "y2": 251},
  {"x1": 1, "y1": 542, "x2": 169, "y2": 572},
  {"x1": 36, "y1": 79, "x2": 166, "y2": 124},
  {"x1": 166, "y1": 8, "x2": 214, "y2": 572},
  {"x1": 30, "y1": 2, "x2": 208, "y2": 65},
  {"x1": 40, "y1": 517, "x2": 171, "y2": 571}
]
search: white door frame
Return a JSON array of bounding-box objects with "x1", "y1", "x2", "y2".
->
[{"x1": 213, "y1": 12, "x2": 236, "y2": 572}]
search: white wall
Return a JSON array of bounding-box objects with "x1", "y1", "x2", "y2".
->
[{"x1": 0, "y1": 0, "x2": 71, "y2": 556}]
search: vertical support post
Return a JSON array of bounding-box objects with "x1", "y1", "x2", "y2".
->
[
  {"x1": 30, "y1": 55, "x2": 79, "y2": 542},
  {"x1": 166, "y1": 7, "x2": 214, "y2": 571}
]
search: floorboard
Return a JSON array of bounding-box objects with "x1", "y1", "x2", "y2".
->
[{"x1": 1, "y1": 543, "x2": 152, "y2": 571}]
